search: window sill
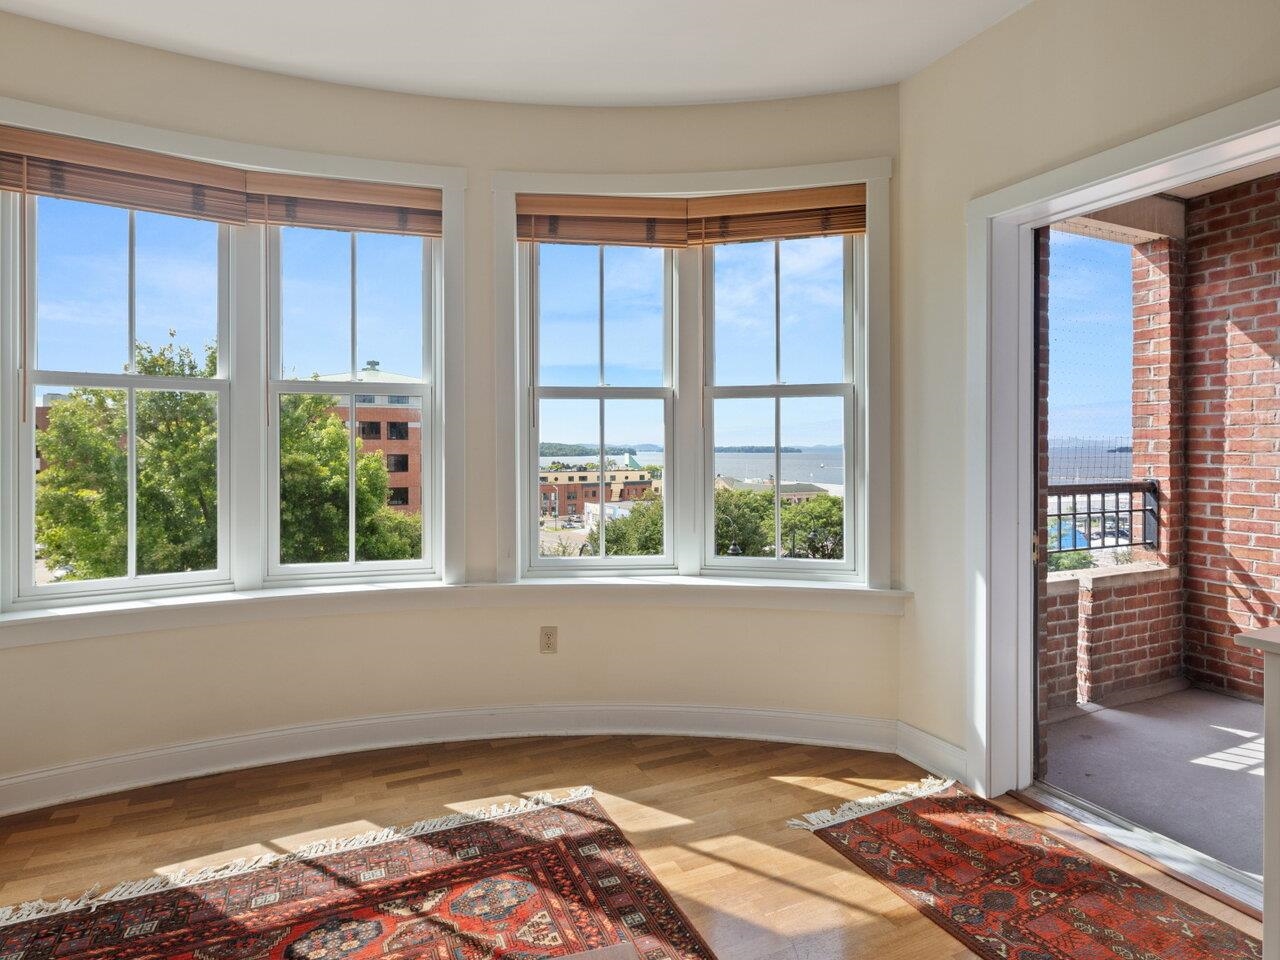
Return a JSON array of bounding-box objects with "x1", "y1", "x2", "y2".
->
[{"x1": 0, "y1": 576, "x2": 911, "y2": 650}]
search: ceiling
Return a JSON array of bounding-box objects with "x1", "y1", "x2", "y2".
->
[
  {"x1": 0, "y1": 0, "x2": 1031, "y2": 107},
  {"x1": 1165, "y1": 156, "x2": 1280, "y2": 199}
]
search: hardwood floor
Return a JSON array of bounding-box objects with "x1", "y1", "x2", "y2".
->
[{"x1": 0, "y1": 735, "x2": 1261, "y2": 958}]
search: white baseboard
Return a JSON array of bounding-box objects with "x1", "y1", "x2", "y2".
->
[
  {"x1": 895, "y1": 721, "x2": 969, "y2": 782},
  {"x1": 0, "y1": 704, "x2": 967, "y2": 816}
]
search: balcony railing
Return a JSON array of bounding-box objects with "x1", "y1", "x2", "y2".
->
[{"x1": 1047, "y1": 480, "x2": 1159, "y2": 555}]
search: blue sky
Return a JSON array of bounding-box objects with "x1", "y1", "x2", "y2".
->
[
  {"x1": 1047, "y1": 229, "x2": 1134, "y2": 441},
  {"x1": 36, "y1": 197, "x2": 218, "y2": 388},
  {"x1": 34, "y1": 201, "x2": 425, "y2": 403},
  {"x1": 537, "y1": 236, "x2": 846, "y2": 450},
  {"x1": 34, "y1": 198, "x2": 845, "y2": 449}
]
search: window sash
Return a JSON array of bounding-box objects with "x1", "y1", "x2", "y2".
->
[
  {"x1": 700, "y1": 236, "x2": 861, "y2": 576},
  {"x1": 524, "y1": 243, "x2": 676, "y2": 571},
  {"x1": 16, "y1": 199, "x2": 232, "y2": 599},
  {"x1": 265, "y1": 227, "x2": 437, "y2": 578}
]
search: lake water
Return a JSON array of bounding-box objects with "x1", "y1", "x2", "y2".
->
[{"x1": 539, "y1": 452, "x2": 845, "y2": 484}]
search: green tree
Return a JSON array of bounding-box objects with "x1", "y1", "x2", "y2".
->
[
  {"x1": 586, "y1": 494, "x2": 664, "y2": 555},
  {"x1": 780, "y1": 494, "x2": 843, "y2": 559},
  {"x1": 36, "y1": 338, "x2": 219, "y2": 580},
  {"x1": 713, "y1": 487, "x2": 774, "y2": 557},
  {"x1": 36, "y1": 387, "x2": 129, "y2": 580},
  {"x1": 278, "y1": 392, "x2": 422, "y2": 564},
  {"x1": 36, "y1": 336, "x2": 420, "y2": 580}
]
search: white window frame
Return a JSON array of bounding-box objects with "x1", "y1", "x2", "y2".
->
[
  {"x1": 495, "y1": 161, "x2": 891, "y2": 586},
  {"x1": 701, "y1": 234, "x2": 863, "y2": 578},
  {"x1": 11, "y1": 196, "x2": 232, "y2": 604},
  {"x1": 0, "y1": 99, "x2": 466, "y2": 613},
  {"x1": 521, "y1": 242, "x2": 676, "y2": 573},
  {"x1": 265, "y1": 227, "x2": 440, "y2": 582}
]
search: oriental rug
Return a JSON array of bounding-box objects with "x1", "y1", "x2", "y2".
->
[
  {"x1": 0, "y1": 787, "x2": 715, "y2": 960},
  {"x1": 789, "y1": 777, "x2": 1261, "y2": 960}
]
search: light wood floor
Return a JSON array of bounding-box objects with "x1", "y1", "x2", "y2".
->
[{"x1": 0, "y1": 736, "x2": 1261, "y2": 959}]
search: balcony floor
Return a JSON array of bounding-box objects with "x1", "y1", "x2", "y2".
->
[{"x1": 1043, "y1": 687, "x2": 1263, "y2": 876}]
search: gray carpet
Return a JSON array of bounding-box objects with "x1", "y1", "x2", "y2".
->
[{"x1": 1044, "y1": 687, "x2": 1263, "y2": 876}]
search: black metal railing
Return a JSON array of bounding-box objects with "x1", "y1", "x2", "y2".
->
[{"x1": 1046, "y1": 480, "x2": 1159, "y2": 554}]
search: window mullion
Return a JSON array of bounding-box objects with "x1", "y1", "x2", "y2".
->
[
  {"x1": 128, "y1": 210, "x2": 136, "y2": 374},
  {"x1": 597, "y1": 246, "x2": 606, "y2": 558},
  {"x1": 774, "y1": 394, "x2": 782, "y2": 560},
  {"x1": 127, "y1": 212, "x2": 138, "y2": 580},
  {"x1": 127, "y1": 386, "x2": 137, "y2": 580}
]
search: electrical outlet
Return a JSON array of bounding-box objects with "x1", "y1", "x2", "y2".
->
[{"x1": 539, "y1": 626, "x2": 558, "y2": 654}]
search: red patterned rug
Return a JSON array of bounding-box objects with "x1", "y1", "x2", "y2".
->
[
  {"x1": 0, "y1": 787, "x2": 715, "y2": 960},
  {"x1": 790, "y1": 777, "x2": 1261, "y2": 960}
]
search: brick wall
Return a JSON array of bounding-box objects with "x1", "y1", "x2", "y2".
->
[
  {"x1": 1131, "y1": 238, "x2": 1185, "y2": 568},
  {"x1": 1182, "y1": 173, "x2": 1280, "y2": 701},
  {"x1": 1040, "y1": 579, "x2": 1080, "y2": 711},
  {"x1": 1075, "y1": 566, "x2": 1183, "y2": 704}
]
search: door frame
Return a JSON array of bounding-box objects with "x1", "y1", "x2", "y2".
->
[{"x1": 965, "y1": 84, "x2": 1280, "y2": 798}]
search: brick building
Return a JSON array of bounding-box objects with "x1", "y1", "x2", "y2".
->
[
  {"x1": 320, "y1": 366, "x2": 423, "y2": 515},
  {"x1": 538, "y1": 461, "x2": 658, "y2": 519}
]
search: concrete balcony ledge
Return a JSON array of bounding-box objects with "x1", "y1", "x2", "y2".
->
[{"x1": 1047, "y1": 560, "x2": 1178, "y2": 595}]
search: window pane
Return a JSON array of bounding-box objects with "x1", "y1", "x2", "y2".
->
[
  {"x1": 356, "y1": 232, "x2": 423, "y2": 382},
  {"x1": 355, "y1": 394, "x2": 423, "y2": 562},
  {"x1": 281, "y1": 227, "x2": 350, "y2": 380},
  {"x1": 713, "y1": 397, "x2": 776, "y2": 558},
  {"x1": 34, "y1": 385, "x2": 127, "y2": 582},
  {"x1": 780, "y1": 396, "x2": 844, "y2": 560},
  {"x1": 538, "y1": 398, "x2": 598, "y2": 557},
  {"x1": 603, "y1": 246, "x2": 664, "y2": 386},
  {"x1": 538, "y1": 243, "x2": 599, "y2": 387},
  {"x1": 36, "y1": 197, "x2": 128, "y2": 374},
  {"x1": 598, "y1": 399, "x2": 664, "y2": 556},
  {"x1": 135, "y1": 213, "x2": 219, "y2": 377},
  {"x1": 780, "y1": 236, "x2": 844, "y2": 384},
  {"x1": 713, "y1": 241, "x2": 775, "y2": 386},
  {"x1": 136, "y1": 389, "x2": 218, "y2": 574},
  {"x1": 279, "y1": 393, "x2": 349, "y2": 564}
]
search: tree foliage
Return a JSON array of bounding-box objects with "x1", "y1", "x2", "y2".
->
[
  {"x1": 277, "y1": 392, "x2": 421, "y2": 563},
  {"x1": 35, "y1": 336, "x2": 420, "y2": 581},
  {"x1": 1048, "y1": 549, "x2": 1096, "y2": 572},
  {"x1": 586, "y1": 494, "x2": 664, "y2": 556},
  {"x1": 585, "y1": 488, "x2": 845, "y2": 559},
  {"x1": 780, "y1": 493, "x2": 844, "y2": 559},
  {"x1": 37, "y1": 339, "x2": 218, "y2": 580}
]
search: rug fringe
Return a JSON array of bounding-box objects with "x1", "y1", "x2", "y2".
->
[
  {"x1": 786, "y1": 776, "x2": 954, "y2": 831},
  {"x1": 0, "y1": 785, "x2": 594, "y2": 929}
]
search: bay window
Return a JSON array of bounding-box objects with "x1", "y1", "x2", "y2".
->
[
  {"x1": 515, "y1": 184, "x2": 870, "y2": 579},
  {"x1": 0, "y1": 122, "x2": 445, "y2": 611}
]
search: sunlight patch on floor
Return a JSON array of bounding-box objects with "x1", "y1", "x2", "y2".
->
[{"x1": 1190, "y1": 735, "x2": 1264, "y2": 774}]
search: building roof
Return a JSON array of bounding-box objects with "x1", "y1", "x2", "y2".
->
[{"x1": 716, "y1": 476, "x2": 826, "y2": 494}]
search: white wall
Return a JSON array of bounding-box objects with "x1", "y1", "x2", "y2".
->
[
  {"x1": 0, "y1": 13, "x2": 904, "y2": 781},
  {"x1": 897, "y1": 0, "x2": 1280, "y2": 743}
]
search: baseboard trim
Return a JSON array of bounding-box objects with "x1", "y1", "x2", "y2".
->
[
  {"x1": 895, "y1": 721, "x2": 969, "y2": 782},
  {"x1": 0, "y1": 705, "x2": 967, "y2": 817}
]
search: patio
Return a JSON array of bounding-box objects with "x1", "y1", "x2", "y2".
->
[{"x1": 1043, "y1": 686, "x2": 1263, "y2": 877}]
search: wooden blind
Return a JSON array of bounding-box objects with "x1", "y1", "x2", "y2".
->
[
  {"x1": 687, "y1": 185, "x2": 866, "y2": 244},
  {"x1": 245, "y1": 172, "x2": 442, "y2": 237},
  {"x1": 516, "y1": 194, "x2": 689, "y2": 247},
  {"x1": 0, "y1": 125, "x2": 248, "y2": 222},
  {"x1": 0, "y1": 125, "x2": 442, "y2": 235},
  {"x1": 516, "y1": 184, "x2": 866, "y2": 247}
]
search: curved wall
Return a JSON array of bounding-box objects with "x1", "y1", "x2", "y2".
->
[{"x1": 0, "y1": 13, "x2": 908, "y2": 801}]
